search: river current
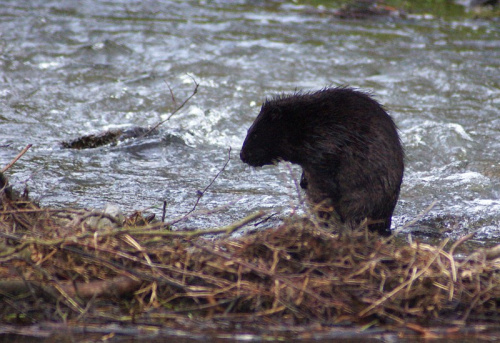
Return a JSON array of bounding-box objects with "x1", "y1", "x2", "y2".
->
[{"x1": 0, "y1": 0, "x2": 499, "y2": 243}]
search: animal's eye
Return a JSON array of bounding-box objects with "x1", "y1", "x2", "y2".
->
[{"x1": 251, "y1": 132, "x2": 258, "y2": 140}]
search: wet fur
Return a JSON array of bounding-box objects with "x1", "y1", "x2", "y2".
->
[{"x1": 240, "y1": 87, "x2": 404, "y2": 235}]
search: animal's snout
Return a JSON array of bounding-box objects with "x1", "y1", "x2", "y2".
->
[{"x1": 239, "y1": 149, "x2": 248, "y2": 163}]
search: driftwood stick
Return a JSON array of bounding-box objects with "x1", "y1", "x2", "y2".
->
[
  {"x1": 4, "y1": 211, "x2": 265, "y2": 247},
  {"x1": 129, "y1": 210, "x2": 265, "y2": 238},
  {"x1": 142, "y1": 75, "x2": 199, "y2": 138},
  {"x1": 2, "y1": 144, "x2": 32, "y2": 173}
]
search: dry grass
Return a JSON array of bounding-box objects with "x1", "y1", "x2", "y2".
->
[{"x1": 1, "y1": 180, "x2": 500, "y2": 338}]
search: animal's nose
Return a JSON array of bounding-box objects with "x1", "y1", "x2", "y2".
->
[{"x1": 240, "y1": 149, "x2": 247, "y2": 162}]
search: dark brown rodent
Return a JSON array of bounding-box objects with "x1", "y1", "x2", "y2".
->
[{"x1": 240, "y1": 87, "x2": 404, "y2": 235}]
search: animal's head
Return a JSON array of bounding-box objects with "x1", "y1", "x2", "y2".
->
[{"x1": 240, "y1": 98, "x2": 301, "y2": 167}]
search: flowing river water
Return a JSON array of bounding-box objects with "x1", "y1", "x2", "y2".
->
[{"x1": 1, "y1": 0, "x2": 499, "y2": 246}]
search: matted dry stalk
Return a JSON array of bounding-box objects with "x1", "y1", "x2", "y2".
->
[{"x1": 1, "y1": 185, "x2": 499, "y2": 332}]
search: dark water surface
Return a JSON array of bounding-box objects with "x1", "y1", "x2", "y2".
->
[{"x1": 0, "y1": 0, "x2": 499, "y2": 243}]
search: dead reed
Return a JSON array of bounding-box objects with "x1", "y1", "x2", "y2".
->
[{"x1": 1, "y1": 180, "x2": 499, "y2": 336}]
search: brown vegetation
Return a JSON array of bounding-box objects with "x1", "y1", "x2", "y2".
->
[{"x1": 1, "y1": 174, "x2": 500, "y2": 339}]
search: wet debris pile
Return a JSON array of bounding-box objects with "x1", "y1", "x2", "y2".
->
[
  {"x1": 1, "y1": 181, "x2": 500, "y2": 332},
  {"x1": 61, "y1": 127, "x2": 158, "y2": 149}
]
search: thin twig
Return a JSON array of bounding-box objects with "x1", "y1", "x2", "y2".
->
[
  {"x1": 171, "y1": 147, "x2": 231, "y2": 225},
  {"x1": 2, "y1": 144, "x2": 32, "y2": 173},
  {"x1": 165, "y1": 81, "x2": 177, "y2": 107},
  {"x1": 449, "y1": 232, "x2": 476, "y2": 257},
  {"x1": 0, "y1": 208, "x2": 70, "y2": 214},
  {"x1": 129, "y1": 210, "x2": 264, "y2": 237},
  {"x1": 141, "y1": 75, "x2": 199, "y2": 138},
  {"x1": 164, "y1": 200, "x2": 239, "y2": 227},
  {"x1": 401, "y1": 200, "x2": 437, "y2": 230},
  {"x1": 161, "y1": 200, "x2": 167, "y2": 222},
  {"x1": 447, "y1": 232, "x2": 476, "y2": 285}
]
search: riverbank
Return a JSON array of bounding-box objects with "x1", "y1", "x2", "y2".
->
[{"x1": 1, "y1": 173, "x2": 499, "y2": 341}]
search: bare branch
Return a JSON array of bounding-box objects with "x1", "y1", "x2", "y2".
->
[
  {"x1": 171, "y1": 147, "x2": 231, "y2": 225},
  {"x1": 142, "y1": 75, "x2": 199, "y2": 138},
  {"x1": 2, "y1": 144, "x2": 32, "y2": 173}
]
